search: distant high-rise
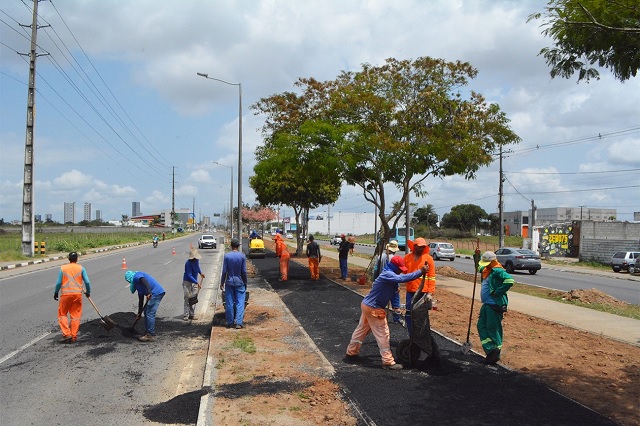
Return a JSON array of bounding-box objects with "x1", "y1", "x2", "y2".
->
[
  {"x1": 64, "y1": 202, "x2": 75, "y2": 224},
  {"x1": 95, "y1": 210, "x2": 102, "y2": 222},
  {"x1": 83, "y1": 203, "x2": 92, "y2": 222},
  {"x1": 132, "y1": 201, "x2": 141, "y2": 217},
  {"x1": 45, "y1": 213, "x2": 52, "y2": 222}
]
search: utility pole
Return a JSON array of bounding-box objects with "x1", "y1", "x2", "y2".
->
[
  {"x1": 498, "y1": 145, "x2": 505, "y2": 249},
  {"x1": 192, "y1": 197, "x2": 195, "y2": 230},
  {"x1": 171, "y1": 166, "x2": 175, "y2": 231},
  {"x1": 20, "y1": 0, "x2": 48, "y2": 257}
]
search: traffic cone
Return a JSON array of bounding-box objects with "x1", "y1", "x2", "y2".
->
[
  {"x1": 172, "y1": 247, "x2": 176, "y2": 256},
  {"x1": 121, "y1": 257, "x2": 127, "y2": 269}
]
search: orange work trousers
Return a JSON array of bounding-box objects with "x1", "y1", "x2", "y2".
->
[
  {"x1": 346, "y1": 302, "x2": 396, "y2": 366},
  {"x1": 279, "y1": 251, "x2": 290, "y2": 281},
  {"x1": 308, "y1": 257, "x2": 320, "y2": 280},
  {"x1": 58, "y1": 293, "x2": 83, "y2": 339}
]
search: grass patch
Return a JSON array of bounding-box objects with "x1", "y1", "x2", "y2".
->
[
  {"x1": 0, "y1": 231, "x2": 177, "y2": 262},
  {"x1": 510, "y1": 283, "x2": 640, "y2": 320},
  {"x1": 232, "y1": 335, "x2": 256, "y2": 354}
]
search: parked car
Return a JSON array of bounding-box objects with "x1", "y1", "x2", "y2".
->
[
  {"x1": 428, "y1": 242, "x2": 455, "y2": 261},
  {"x1": 285, "y1": 233, "x2": 293, "y2": 239},
  {"x1": 610, "y1": 251, "x2": 640, "y2": 273},
  {"x1": 495, "y1": 247, "x2": 541, "y2": 275},
  {"x1": 198, "y1": 234, "x2": 217, "y2": 249},
  {"x1": 330, "y1": 234, "x2": 342, "y2": 245},
  {"x1": 248, "y1": 237, "x2": 266, "y2": 259}
]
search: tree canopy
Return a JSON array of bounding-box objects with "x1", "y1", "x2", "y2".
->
[
  {"x1": 528, "y1": 0, "x2": 640, "y2": 82},
  {"x1": 251, "y1": 56, "x2": 521, "y2": 249},
  {"x1": 440, "y1": 204, "x2": 489, "y2": 232},
  {"x1": 325, "y1": 57, "x2": 520, "y2": 243},
  {"x1": 413, "y1": 204, "x2": 439, "y2": 228}
]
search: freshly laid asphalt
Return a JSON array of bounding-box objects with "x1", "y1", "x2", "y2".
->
[{"x1": 245, "y1": 248, "x2": 620, "y2": 425}]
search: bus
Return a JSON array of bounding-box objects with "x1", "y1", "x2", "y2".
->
[{"x1": 380, "y1": 227, "x2": 414, "y2": 251}]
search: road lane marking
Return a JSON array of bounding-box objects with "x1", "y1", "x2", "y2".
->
[{"x1": 0, "y1": 332, "x2": 52, "y2": 365}]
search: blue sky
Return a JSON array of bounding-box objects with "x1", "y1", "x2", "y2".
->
[{"x1": 1, "y1": 0, "x2": 639, "y2": 225}]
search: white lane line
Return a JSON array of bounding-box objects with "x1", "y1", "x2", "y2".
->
[{"x1": 0, "y1": 332, "x2": 52, "y2": 365}]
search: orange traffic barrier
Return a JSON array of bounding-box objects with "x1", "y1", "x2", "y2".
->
[{"x1": 121, "y1": 257, "x2": 127, "y2": 269}]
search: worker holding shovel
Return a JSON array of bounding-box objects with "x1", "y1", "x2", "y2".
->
[
  {"x1": 476, "y1": 251, "x2": 514, "y2": 365},
  {"x1": 54, "y1": 252, "x2": 92, "y2": 343},
  {"x1": 124, "y1": 270, "x2": 166, "y2": 342}
]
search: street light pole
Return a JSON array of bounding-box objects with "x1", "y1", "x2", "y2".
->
[
  {"x1": 197, "y1": 72, "x2": 243, "y2": 248},
  {"x1": 213, "y1": 161, "x2": 234, "y2": 240}
]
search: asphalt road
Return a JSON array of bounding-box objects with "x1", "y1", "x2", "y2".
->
[
  {"x1": 317, "y1": 240, "x2": 639, "y2": 304},
  {"x1": 250, "y1": 250, "x2": 618, "y2": 425},
  {"x1": 0, "y1": 237, "x2": 220, "y2": 425}
]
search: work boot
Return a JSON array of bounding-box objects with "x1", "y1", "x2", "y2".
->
[
  {"x1": 483, "y1": 349, "x2": 501, "y2": 365},
  {"x1": 138, "y1": 334, "x2": 156, "y2": 342},
  {"x1": 382, "y1": 363, "x2": 403, "y2": 370},
  {"x1": 59, "y1": 335, "x2": 72, "y2": 343},
  {"x1": 342, "y1": 354, "x2": 360, "y2": 364}
]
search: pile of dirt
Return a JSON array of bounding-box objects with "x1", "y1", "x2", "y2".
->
[
  {"x1": 436, "y1": 265, "x2": 474, "y2": 281},
  {"x1": 553, "y1": 288, "x2": 628, "y2": 306}
]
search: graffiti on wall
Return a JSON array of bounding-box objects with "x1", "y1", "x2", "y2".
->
[{"x1": 539, "y1": 224, "x2": 574, "y2": 257}]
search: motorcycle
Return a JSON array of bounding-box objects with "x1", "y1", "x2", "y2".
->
[{"x1": 152, "y1": 239, "x2": 158, "y2": 248}]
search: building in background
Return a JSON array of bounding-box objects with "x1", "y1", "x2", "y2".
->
[
  {"x1": 83, "y1": 203, "x2": 91, "y2": 222},
  {"x1": 279, "y1": 211, "x2": 377, "y2": 236},
  {"x1": 45, "y1": 213, "x2": 52, "y2": 222},
  {"x1": 95, "y1": 210, "x2": 102, "y2": 222},
  {"x1": 499, "y1": 207, "x2": 617, "y2": 237},
  {"x1": 35, "y1": 214, "x2": 41, "y2": 222},
  {"x1": 63, "y1": 202, "x2": 75, "y2": 224},
  {"x1": 132, "y1": 201, "x2": 141, "y2": 217}
]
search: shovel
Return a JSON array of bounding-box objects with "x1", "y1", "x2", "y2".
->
[
  {"x1": 462, "y1": 243, "x2": 482, "y2": 354},
  {"x1": 85, "y1": 294, "x2": 117, "y2": 332},
  {"x1": 129, "y1": 297, "x2": 150, "y2": 333}
]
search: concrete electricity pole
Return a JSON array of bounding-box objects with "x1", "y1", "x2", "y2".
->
[{"x1": 20, "y1": 0, "x2": 48, "y2": 256}]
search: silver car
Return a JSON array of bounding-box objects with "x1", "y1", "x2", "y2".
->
[
  {"x1": 610, "y1": 251, "x2": 639, "y2": 273},
  {"x1": 428, "y1": 242, "x2": 455, "y2": 261},
  {"x1": 495, "y1": 247, "x2": 541, "y2": 275}
]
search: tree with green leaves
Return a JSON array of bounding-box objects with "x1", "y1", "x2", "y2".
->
[
  {"x1": 249, "y1": 120, "x2": 343, "y2": 254},
  {"x1": 528, "y1": 0, "x2": 640, "y2": 82},
  {"x1": 324, "y1": 57, "x2": 520, "y2": 247},
  {"x1": 440, "y1": 204, "x2": 489, "y2": 233},
  {"x1": 414, "y1": 204, "x2": 439, "y2": 228}
]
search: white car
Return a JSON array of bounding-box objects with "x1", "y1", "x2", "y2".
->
[
  {"x1": 285, "y1": 233, "x2": 293, "y2": 239},
  {"x1": 428, "y1": 242, "x2": 456, "y2": 261},
  {"x1": 330, "y1": 234, "x2": 342, "y2": 245},
  {"x1": 198, "y1": 234, "x2": 217, "y2": 249}
]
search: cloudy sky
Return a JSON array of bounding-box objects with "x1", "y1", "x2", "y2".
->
[{"x1": 1, "y1": 0, "x2": 638, "y2": 226}]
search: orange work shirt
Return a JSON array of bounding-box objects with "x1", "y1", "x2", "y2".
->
[{"x1": 403, "y1": 251, "x2": 436, "y2": 293}]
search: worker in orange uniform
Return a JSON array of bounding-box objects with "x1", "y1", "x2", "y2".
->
[
  {"x1": 403, "y1": 238, "x2": 435, "y2": 336},
  {"x1": 53, "y1": 252, "x2": 92, "y2": 343},
  {"x1": 274, "y1": 229, "x2": 290, "y2": 281},
  {"x1": 306, "y1": 235, "x2": 322, "y2": 280}
]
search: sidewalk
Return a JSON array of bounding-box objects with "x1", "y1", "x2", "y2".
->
[{"x1": 299, "y1": 240, "x2": 640, "y2": 347}]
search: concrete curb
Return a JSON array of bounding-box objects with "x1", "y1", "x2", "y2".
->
[{"x1": 0, "y1": 242, "x2": 148, "y2": 271}]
